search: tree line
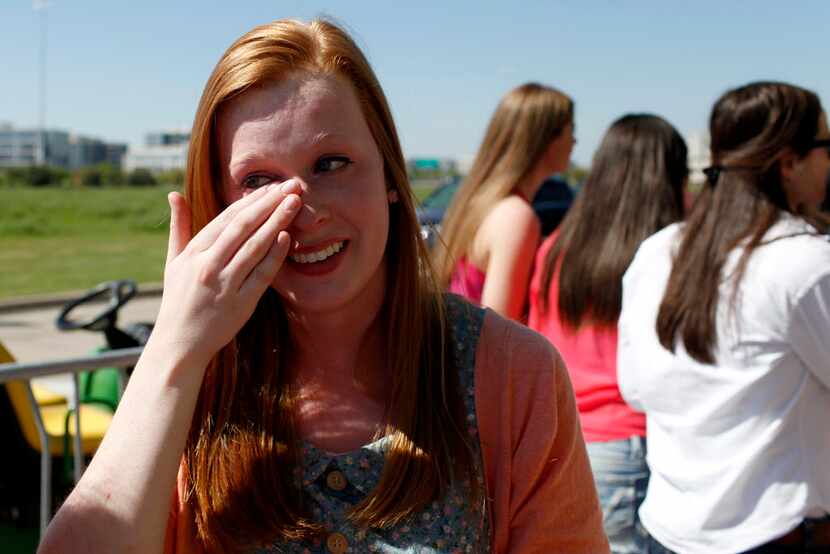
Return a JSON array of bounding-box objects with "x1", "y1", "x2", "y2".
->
[{"x1": 0, "y1": 163, "x2": 185, "y2": 188}]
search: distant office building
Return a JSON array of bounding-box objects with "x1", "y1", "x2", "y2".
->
[
  {"x1": 0, "y1": 123, "x2": 126, "y2": 169},
  {"x1": 685, "y1": 131, "x2": 710, "y2": 185},
  {"x1": 146, "y1": 130, "x2": 190, "y2": 147},
  {"x1": 0, "y1": 124, "x2": 71, "y2": 168},
  {"x1": 68, "y1": 135, "x2": 127, "y2": 169},
  {"x1": 103, "y1": 143, "x2": 128, "y2": 168},
  {"x1": 123, "y1": 143, "x2": 188, "y2": 173},
  {"x1": 123, "y1": 130, "x2": 190, "y2": 173}
]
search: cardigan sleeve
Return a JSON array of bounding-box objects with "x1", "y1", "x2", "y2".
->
[
  {"x1": 475, "y1": 309, "x2": 609, "y2": 553},
  {"x1": 163, "y1": 309, "x2": 608, "y2": 553}
]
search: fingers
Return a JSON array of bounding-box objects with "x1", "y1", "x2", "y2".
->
[
  {"x1": 166, "y1": 192, "x2": 192, "y2": 267},
  {"x1": 238, "y1": 231, "x2": 292, "y2": 300},
  {"x1": 189, "y1": 180, "x2": 298, "y2": 253},
  {"x1": 226, "y1": 192, "x2": 302, "y2": 290},
  {"x1": 208, "y1": 183, "x2": 301, "y2": 270}
]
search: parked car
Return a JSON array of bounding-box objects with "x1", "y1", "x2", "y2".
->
[{"x1": 416, "y1": 175, "x2": 575, "y2": 246}]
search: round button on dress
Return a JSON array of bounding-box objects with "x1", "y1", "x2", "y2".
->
[
  {"x1": 326, "y1": 470, "x2": 347, "y2": 492},
  {"x1": 326, "y1": 532, "x2": 349, "y2": 554}
]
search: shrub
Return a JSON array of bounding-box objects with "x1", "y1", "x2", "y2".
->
[
  {"x1": 10, "y1": 165, "x2": 68, "y2": 187},
  {"x1": 74, "y1": 163, "x2": 125, "y2": 187},
  {"x1": 77, "y1": 166, "x2": 103, "y2": 187},
  {"x1": 156, "y1": 168, "x2": 184, "y2": 186},
  {"x1": 127, "y1": 168, "x2": 157, "y2": 187}
]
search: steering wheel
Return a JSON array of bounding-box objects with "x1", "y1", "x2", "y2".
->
[{"x1": 55, "y1": 280, "x2": 138, "y2": 332}]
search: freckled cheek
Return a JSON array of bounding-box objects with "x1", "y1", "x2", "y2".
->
[{"x1": 329, "y1": 173, "x2": 387, "y2": 207}]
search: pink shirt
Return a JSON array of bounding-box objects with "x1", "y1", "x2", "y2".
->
[
  {"x1": 528, "y1": 233, "x2": 645, "y2": 443},
  {"x1": 448, "y1": 257, "x2": 486, "y2": 304}
]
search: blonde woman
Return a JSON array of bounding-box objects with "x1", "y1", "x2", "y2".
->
[
  {"x1": 39, "y1": 19, "x2": 607, "y2": 553},
  {"x1": 435, "y1": 83, "x2": 575, "y2": 320}
]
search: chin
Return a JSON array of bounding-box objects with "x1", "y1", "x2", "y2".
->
[
  {"x1": 270, "y1": 281, "x2": 365, "y2": 316},
  {"x1": 271, "y1": 257, "x2": 388, "y2": 318}
]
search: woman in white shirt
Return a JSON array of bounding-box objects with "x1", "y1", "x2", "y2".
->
[{"x1": 618, "y1": 81, "x2": 830, "y2": 554}]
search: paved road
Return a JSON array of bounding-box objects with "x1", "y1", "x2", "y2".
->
[
  {"x1": 0, "y1": 295, "x2": 161, "y2": 398},
  {"x1": 0, "y1": 295, "x2": 161, "y2": 362}
]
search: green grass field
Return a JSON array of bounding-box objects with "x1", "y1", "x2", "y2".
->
[
  {"x1": 0, "y1": 183, "x2": 437, "y2": 300},
  {"x1": 0, "y1": 187, "x2": 172, "y2": 299}
]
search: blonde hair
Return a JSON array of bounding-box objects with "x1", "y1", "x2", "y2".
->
[
  {"x1": 183, "y1": 18, "x2": 474, "y2": 552},
  {"x1": 435, "y1": 82, "x2": 573, "y2": 285}
]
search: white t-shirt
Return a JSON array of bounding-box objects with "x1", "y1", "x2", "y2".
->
[{"x1": 618, "y1": 215, "x2": 830, "y2": 554}]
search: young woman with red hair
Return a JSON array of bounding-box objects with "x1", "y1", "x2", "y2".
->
[{"x1": 39, "y1": 18, "x2": 607, "y2": 554}]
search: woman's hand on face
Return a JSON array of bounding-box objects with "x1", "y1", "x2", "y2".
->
[{"x1": 148, "y1": 180, "x2": 302, "y2": 369}]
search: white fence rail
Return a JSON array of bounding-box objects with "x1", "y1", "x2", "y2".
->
[{"x1": 0, "y1": 347, "x2": 143, "y2": 538}]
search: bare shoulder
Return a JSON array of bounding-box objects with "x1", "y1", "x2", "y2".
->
[
  {"x1": 484, "y1": 195, "x2": 538, "y2": 227},
  {"x1": 478, "y1": 196, "x2": 540, "y2": 245}
]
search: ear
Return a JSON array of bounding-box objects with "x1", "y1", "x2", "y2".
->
[
  {"x1": 778, "y1": 147, "x2": 798, "y2": 184},
  {"x1": 387, "y1": 189, "x2": 399, "y2": 204}
]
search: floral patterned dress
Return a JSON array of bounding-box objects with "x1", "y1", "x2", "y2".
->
[{"x1": 260, "y1": 297, "x2": 490, "y2": 553}]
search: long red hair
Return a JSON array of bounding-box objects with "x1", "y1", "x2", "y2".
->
[{"x1": 182, "y1": 19, "x2": 475, "y2": 552}]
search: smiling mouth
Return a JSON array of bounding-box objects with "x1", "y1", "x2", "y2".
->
[{"x1": 289, "y1": 240, "x2": 346, "y2": 264}]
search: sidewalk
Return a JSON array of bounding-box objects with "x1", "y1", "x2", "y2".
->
[
  {"x1": 0, "y1": 282, "x2": 163, "y2": 313},
  {"x1": 0, "y1": 284, "x2": 163, "y2": 400},
  {"x1": 0, "y1": 283, "x2": 162, "y2": 363}
]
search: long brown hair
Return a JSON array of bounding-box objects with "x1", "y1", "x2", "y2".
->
[
  {"x1": 657, "y1": 81, "x2": 825, "y2": 364},
  {"x1": 538, "y1": 114, "x2": 687, "y2": 329},
  {"x1": 182, "y1": 19, "x2": 474, "y2": 552},
  {"x1": 434, "y1": 83, "x2": 573, "y2": 285}
]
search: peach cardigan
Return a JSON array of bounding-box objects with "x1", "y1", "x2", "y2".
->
[{"x1": 165, "y1": 311, "x2": 609, "y2": 553}]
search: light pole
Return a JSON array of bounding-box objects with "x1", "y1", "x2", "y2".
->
[{"x1": 33, "y1": 0, "x2": 49, "y2": 165}]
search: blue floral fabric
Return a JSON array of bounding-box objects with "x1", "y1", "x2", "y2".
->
[{"x1": 260, "y1": 296, "x2": 490, "y2": 553}]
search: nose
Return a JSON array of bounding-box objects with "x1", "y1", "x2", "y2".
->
[{"x1": 291, "y1": 178, "x2": 331, "y2": 231}]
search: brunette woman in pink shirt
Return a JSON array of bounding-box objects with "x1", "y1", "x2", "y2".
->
[
  {"x1": 528, "y1": 114, "x2": 687, "y2": 553},
  {"x1": 434, "y1": 83, "x2": 575, "y2": 320}
]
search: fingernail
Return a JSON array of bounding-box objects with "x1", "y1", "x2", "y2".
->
[
  {"x1": 283, "y1": 194, "x2": 301, "y2": 210},
  {"x1": 281, "y1": 179, "x2": 299, "y2": 194}
]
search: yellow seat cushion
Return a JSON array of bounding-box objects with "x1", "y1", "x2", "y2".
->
[
  {"x1": 39, "y1": 403, "x2": 113, "y2": 456},
  {"x1": 0, "y1": 341, "x2": 112, "y2": 457},
  {"x1": 32, "y1": 384, "x2": 68, "y2": 407}
]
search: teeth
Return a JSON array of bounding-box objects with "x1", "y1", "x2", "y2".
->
[{"x1": 290, "y1": 241, "x2": 344, "y2": 264}]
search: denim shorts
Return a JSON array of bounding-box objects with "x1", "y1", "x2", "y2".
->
[{"x1": 586, "y1": 435, "x2": 650, "y2": 554}]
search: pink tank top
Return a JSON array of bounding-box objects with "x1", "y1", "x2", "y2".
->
[
  {"x1": 449, "y1": 257, "x2": 486, "y2": 304},
  {"x1": 448, "y1": 192, "x2": 528, "y2": 305}
]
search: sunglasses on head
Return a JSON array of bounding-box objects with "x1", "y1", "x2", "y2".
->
[{"x1": 810, "y1": 138, "x2": 830, "y2": 155}]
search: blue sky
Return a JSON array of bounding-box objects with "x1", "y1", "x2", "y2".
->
[{"x1": 1, "y1": 1, "x2": 828, "y2": 167}]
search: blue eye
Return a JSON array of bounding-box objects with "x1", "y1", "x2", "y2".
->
[
  {"x1": 315, "y1": 156, "x2": 352, "y2": 174},
  {"x1": 241, "y1": 174, "x2": 278, "y2": 190}
]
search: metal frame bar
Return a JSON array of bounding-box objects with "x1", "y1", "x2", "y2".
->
[
  {"x1": 23, "y1": 382, "x2": 51, "y2": 539},
  {"x1": 0, "y1": 347, "x2": 143, "y2": 538},
  {"x1": 71, "y1": 371, "x2": 82, "y2": 483},
  {"x1": 0, "y1": 347, "x2": 143, "y2": 383}
]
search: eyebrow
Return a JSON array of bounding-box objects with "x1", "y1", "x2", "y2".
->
[
  {"x1": 228, "y1": 154, "x2": 270, "y2": 175},
  {"x1": 308, "y1": 131, "x2": 345, "y2": 146}
]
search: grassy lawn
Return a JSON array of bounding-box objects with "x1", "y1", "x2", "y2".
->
[
  {"x1": 0, "y1": 182, "x2": 439, "y2": 300},
  {"x1": 0, "y1": 187, "x2": 172, "y2": 299}
]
